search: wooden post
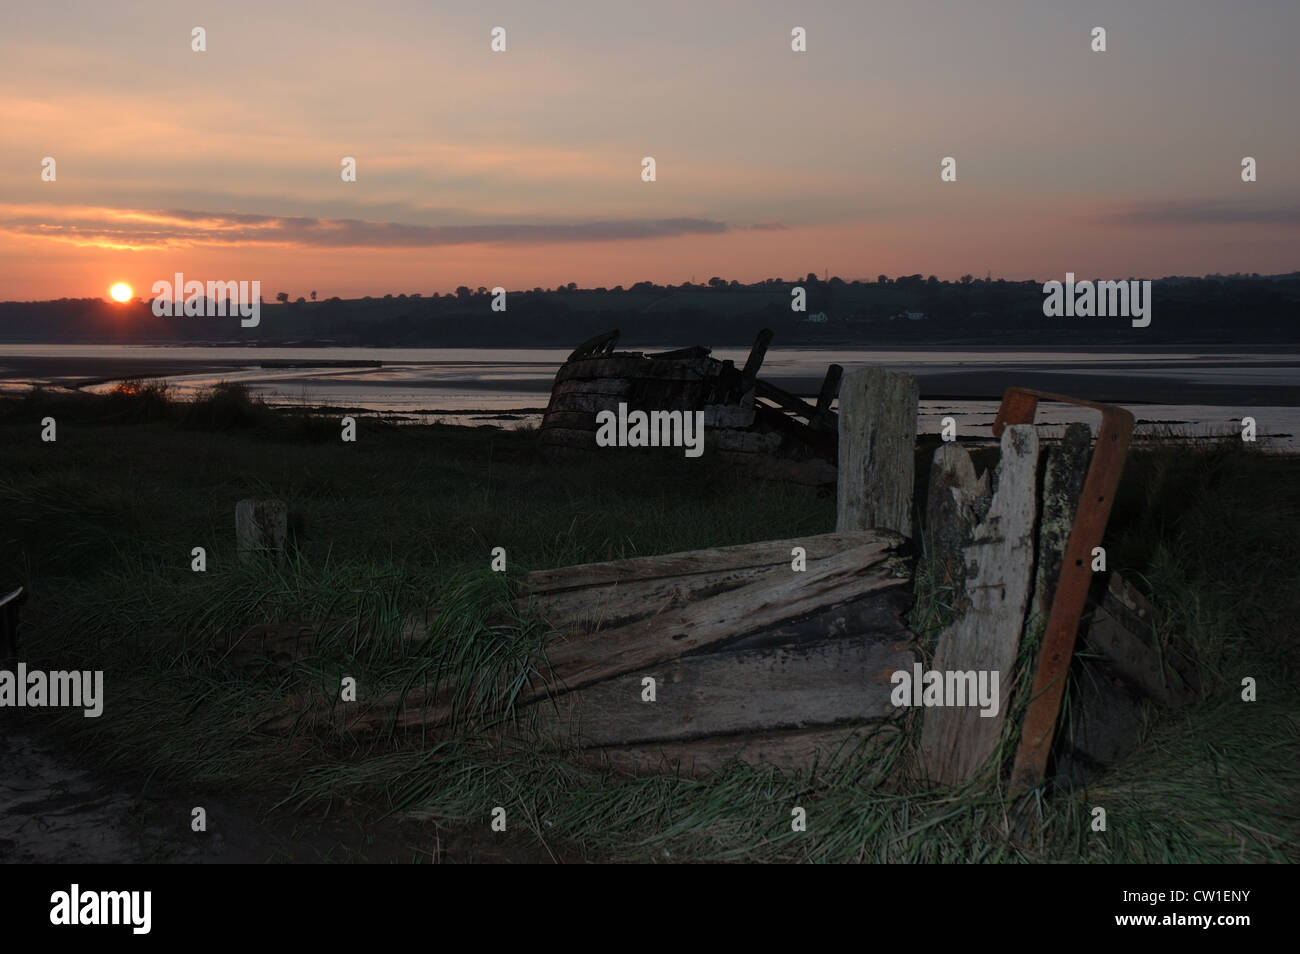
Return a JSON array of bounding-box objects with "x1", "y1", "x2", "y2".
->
[
  {"x1": 236, "y1": 499, "x2": 287, "y2": 563},
  {"x1": 836, "y1": 369, "x2": 919, "y2": 536},
  {"x1": 812, "y1": 363, "x2": 843, "y2": 432},
  {"x1": 918, "y1": 424, "x2": 1040, "y2": 784},
  {"x1": 739, "y1": 328, "x2": 774, "y2": 395}
]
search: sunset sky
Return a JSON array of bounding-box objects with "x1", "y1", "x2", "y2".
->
[{"x1": 2, "y1": 0, "x2": 1297, "y2": 301}]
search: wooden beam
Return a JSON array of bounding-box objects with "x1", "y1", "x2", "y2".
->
[
  {"x1": 575, "y1": 723, "x2": 901, "y2": 778},
  {"x1": 529, "y1": 633, "x2": 913, "y2": 747},
  {"x1": 836, "y1": 369, "x2": 919, "y2": 537},
  {"x1": 519, "y1": 530, "x2": 895, "y2": 593},
  {"x1": 739, "y1": 328, "x2": 774, "y2": 392}
]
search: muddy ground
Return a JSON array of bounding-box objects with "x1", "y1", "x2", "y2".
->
[{"x1": 0, "y1": 717, "x2": 564, "y2": 864}]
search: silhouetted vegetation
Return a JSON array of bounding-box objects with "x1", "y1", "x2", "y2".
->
[{"x1": 3, "y1": 272, "x2": 1297, "y2": 347}]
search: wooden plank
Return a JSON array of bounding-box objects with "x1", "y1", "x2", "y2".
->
[
  {"x1": 549, "y1": 377, "x2": 633, "y2": 398},
  {"x1": 1083, "y1": 573, "x2": 1198, "y2": 706},
  {"x1": 918, "y1": 424, "x2": 1040, "y2": 784},
  {"x1": 1029, "y1": 423, "x2": 1091, "y2": 627},
  {"x1": 740, "y1": 328, "x2": 774, "y2": 391},
  {"x1": 577, "y1": 723, "x2": 900, "y2": 777},
  {"x1": 530, "y1": 634, "x2": 913, "y2": 747},
  {"x1": 545, "y1": 392, "x2": 626, "y2": 415},
  {"x1": 722, "y1": 587, "x2": 912, "y2": 652},
  {"x1": 813, "y1": 363, "x2": 843, "y2": 432},
  {"x1": 541, "y1": 540, "x2": 910, "y2": 696},
  {"x1": 755, "y1": 378, "x2": 819, "y2": 420},
  {"x1": 923, "y1": 442, "x2": 989, "y2": 592},
  {"x1": 836, "y1": 369, "x2": 919, "y2": 537},
  {"x1": 815, "y1": 364, "x2": 843, "y2": 412},
  {"x1": 567, "y1": 328, "x2": 620, "y2": 360},
  {"x1": 519, "y1": 530, "x2": 899, "y2": 593}
]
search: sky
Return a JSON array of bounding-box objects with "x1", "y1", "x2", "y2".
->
[{"x1": 1, "y1": 0, "x2": 1297, "y2": 301}]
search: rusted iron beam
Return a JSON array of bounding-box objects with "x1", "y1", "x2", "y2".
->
[{"x1": 993, "y1": 388, "x2": 1135, "y2": 798}]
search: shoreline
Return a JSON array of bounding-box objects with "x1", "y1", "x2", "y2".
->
[{"x1": 2, "y1": 352, "x2": 1300, "y2": 408}]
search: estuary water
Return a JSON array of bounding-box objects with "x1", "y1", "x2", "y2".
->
[{"x1": 1, "y1": 344, "x2": 1297, "y2": 450}]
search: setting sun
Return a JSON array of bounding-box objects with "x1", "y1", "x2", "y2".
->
[{"x1": 109, "y1": 282, "x2": 133, "y2": 302}]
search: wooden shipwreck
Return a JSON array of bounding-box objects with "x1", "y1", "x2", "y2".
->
[{"x1": 538, "y1": 328, "x2": 842, "y2": 485}]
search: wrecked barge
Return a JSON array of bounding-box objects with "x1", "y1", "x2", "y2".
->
[{"x1": 538, "y1": 329, "x2": 843, "y2": 485}]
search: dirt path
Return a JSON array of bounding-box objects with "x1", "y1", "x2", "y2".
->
[{"x1": 1, "y1": 721, "x2": 560, "y2": 863}]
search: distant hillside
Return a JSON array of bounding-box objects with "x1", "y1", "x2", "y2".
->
[{"x1": 2, "y1": 273, "x2": 1297, "y2": 347}]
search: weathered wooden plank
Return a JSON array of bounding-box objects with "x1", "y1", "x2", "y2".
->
[
  {"x1": 923, "y1": 442, "x2": 989, "y2": 593},
  {"x1": 755, "y1": 378, "x2": 819, "y2": 420},
  {"x1": 816, "y1": 364, "x2": 843, "y2": 412},
  {"x1": 577, "y1": 723, "x2": 900, "y2": 777},
  {"x1": 549, "y1": 377, "x2": 633, "y2": 398},
  {"x1": 722, "y1": 587, "x2": 913, "y2": 652},
  {"x1": 529, "y1": 634, "x2": 914, "y2": 747},
  {"x1": 836, "y1": 369, "x2": 919, "y2": 537},
  {"x1": 918, "y1": 424, "x2": 1040, "y2": 784},
  {"x1": 519, "y1": 530, "x2": 899, "y2": 593},
  {"x1": 1083, "y1": 573, "x2": 1198, "y2": 706},
  {"x1": 546, "y1": 392, "x2": 626, "y2": 415},
  {"x1": 526, "y1": 553, "x2": 858, "y2": 635},
  {"x1": 541, "y1": 540, "x2": 910, "y2": 696},
  {"x1": 812, "y1": 363, "x2": 843, "y2": 432},
  {"x1": 740, "y1": 328, "x2": 774, "y2": 392},
  {"x1": 567, "y1": 328, "x2": 620, "y2": 360},
  {"x1": 1028, "y1": 423, "x2": 1091, "y2": 628}
]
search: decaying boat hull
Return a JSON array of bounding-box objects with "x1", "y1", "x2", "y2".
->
[{"x1": 538, "y1": 329, "x2": 841, "y2": 485}]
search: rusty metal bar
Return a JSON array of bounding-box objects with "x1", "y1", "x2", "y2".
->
[{"x1": 993, "y1": 388, "x2": 1135, "y2": 798}]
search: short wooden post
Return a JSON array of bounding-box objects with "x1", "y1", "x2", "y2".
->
[
  {"x1": 236, "y1": 499, "x2": 287, "y2": 563},
  {"x1": 836, "y1": 369, "x2": 919, "y2": 536}
]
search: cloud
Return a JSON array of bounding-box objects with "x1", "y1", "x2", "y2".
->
[
  {"x1": 0, "y1": 205, "x2": 730, "y2": 251},
  {"x1": 1096, "y1": 200, "x2": 1300, "y2": 228}
]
